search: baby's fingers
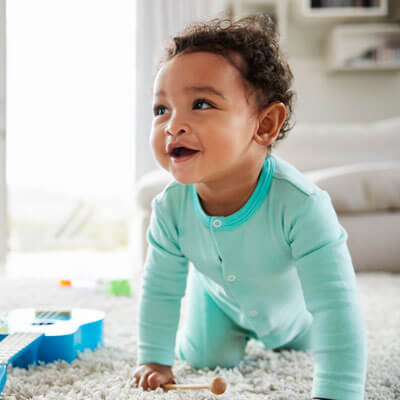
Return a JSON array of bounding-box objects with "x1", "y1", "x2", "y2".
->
[
  {"x1": 148, "y1": 372, "x2": 176, "y2": 391},
  {"x1": 147, "y1": 372, "x2": 163, "y2": 390},
  {"x1": 133, "y1": 369, "x2": 144, "y2": 388},
  {"x1": 138, "y1": 370, "x2": 153, "y2": 391}
]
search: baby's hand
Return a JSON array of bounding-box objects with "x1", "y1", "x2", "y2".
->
[{"x1": 133, "y1": 363, "x2": 175, "y2": 391}]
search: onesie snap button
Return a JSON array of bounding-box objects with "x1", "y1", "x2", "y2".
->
[
  {"x1": 212, "y1": 219, "x2": 222, "y2": 228},
  {"x1": 226, "y1": 274, "x2": 236, "y2": 282},
  {"x1": 250, "y1": 310, "x2": 258, "y2": 317}
]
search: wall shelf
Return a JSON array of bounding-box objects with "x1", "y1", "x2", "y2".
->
[
  {"x1": 231, "y1": 1, "x2": 399, "y2": 73},
  {"x1": 327, "y1": 23, "x2": 400, "y2": 71},
  {"x1": 303, "y1": 0, "x2": 388, "y2": 18}
]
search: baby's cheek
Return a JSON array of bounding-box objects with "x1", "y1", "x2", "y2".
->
[
  {"x1": 154, "y1": 148, "x2": 168, "y2": 169},
  {"x1": 211, "y1": 139, "x2": 236, "y2": 160},
  {"x1": 149, "y1": 128, "x2": 158, "y2": 148},
  {"x1": 150, "y1": 133, "x2": 164, "y2": 158}
]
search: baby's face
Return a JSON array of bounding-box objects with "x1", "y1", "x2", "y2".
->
[{"x1": 151, "y1": 51, "x2": 260, "y2": 185}]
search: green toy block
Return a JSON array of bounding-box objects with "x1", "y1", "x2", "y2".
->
[{"x1": 105, "y1": 280, "x2": 131, "y2": 297}]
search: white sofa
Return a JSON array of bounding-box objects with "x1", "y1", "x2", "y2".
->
[{"x1": 132, "y1": 117, "x2": 400, "y2": 274}]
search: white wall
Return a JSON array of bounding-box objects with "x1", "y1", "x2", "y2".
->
[
  {"x1": 0, "y1": 0, "x2": 7, "y2": 271},
  {"x1": 289, "y1": 57, "x2": 400, "y2": 123}
]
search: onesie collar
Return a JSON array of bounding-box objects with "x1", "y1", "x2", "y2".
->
[{"x1": 190, "y1": 155, "x2": 275, "y2": 230}]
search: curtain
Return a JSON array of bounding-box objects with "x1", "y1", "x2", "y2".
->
[{"x1": 135, "y1": 0, "x2": 228, "y2": 181}]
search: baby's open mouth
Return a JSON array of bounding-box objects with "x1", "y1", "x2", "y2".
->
[{"x1": 170, "y1": 147, "x2": 199, "y2": 158}]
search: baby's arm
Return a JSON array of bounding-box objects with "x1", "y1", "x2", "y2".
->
[
  {"x1": 288, "y1": 190, "x2": 367, "y2": 400},
  {"x1": 135, "y1": 195, "x2": 189, "y2": 388}
]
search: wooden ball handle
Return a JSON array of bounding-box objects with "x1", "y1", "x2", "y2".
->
[{"x1": 162, "y1": 377, "x2": 227, "y2": 395}]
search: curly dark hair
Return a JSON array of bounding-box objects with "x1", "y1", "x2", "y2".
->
[{"x1": 156, "y1": 14, "x2": 296, "y2": 149}]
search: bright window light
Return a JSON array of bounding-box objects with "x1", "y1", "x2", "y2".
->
[
  {"x1": 6, "y1": 0, "x2": 135, "y2": 197},
  {"x1": 5, "y1": 0, "x2": 135, "y2": 253}
]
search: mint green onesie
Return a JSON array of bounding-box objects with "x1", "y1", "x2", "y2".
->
[{"x1": 137, "y1": 154, "x2": 368, "y2": 400}]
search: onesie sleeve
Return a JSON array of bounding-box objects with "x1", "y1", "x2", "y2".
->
[
  {"x1": 136, "y1": 195, "x2": 189, "y2": 366},
  {"x1": 288, "y1": 190, "x2": 368, "y2": 400}
]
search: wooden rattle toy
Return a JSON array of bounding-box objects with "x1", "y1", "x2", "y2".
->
[{"x1": 163, "y1": 377, "x2": 227, "y2": 395}]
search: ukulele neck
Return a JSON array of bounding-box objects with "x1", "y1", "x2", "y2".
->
[{"x1": 0, "y1": 332, "x2": 43, "y2": 365}]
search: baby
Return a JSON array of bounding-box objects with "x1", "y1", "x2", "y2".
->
[{"x1": 133, "y1": 15, "x2": 367, "y2": 400}]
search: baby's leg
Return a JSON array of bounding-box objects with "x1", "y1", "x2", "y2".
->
[
  {"x1": 176, "y1": 268, "x2": 251, "y2": 370},
  {"x1": 271, "y1": 323, "x2": 312, "y2": 352}
]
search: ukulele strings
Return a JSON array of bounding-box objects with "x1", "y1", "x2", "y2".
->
[
  {"x1": 0, "y1": 311, "x2": 62, "y2": 328},
  {"x1": 36, "y1": 311, "x2": 61, "y2": 323}
]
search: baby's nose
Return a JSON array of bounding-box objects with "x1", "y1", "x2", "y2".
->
[
  {"x1": 165, "y1": 111, "x2": 191, "y2": 136},
  {"x1": 166, "y1": 123, "x2": 190, "y2": 136}
]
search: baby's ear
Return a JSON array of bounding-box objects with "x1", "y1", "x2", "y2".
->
[{"x1": 254, "y1": 102, "x2": 286, "y2": 146}]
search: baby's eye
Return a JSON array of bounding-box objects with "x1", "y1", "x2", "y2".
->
[
  {"x1": 193, "y1": 99, "x2": 213, "y2": 110},
  {"x1": 153, "y1": 105, "x2": 169, "y2": 116}
]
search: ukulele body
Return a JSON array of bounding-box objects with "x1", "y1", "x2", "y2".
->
[{"x1": 1, "y1": 308, "x2": 104, "y2": 367}]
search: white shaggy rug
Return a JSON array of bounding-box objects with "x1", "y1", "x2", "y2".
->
[{"x1": 0, "y1": 272, "x2": 399, "y2": 399}]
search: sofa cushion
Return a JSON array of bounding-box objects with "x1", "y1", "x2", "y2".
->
[
  {"x1": 274, "y1": 117, "x2": 400, "y2": 172},
  {"x1": 307, "y1": 162, "x2": 400, "y2": 213}
]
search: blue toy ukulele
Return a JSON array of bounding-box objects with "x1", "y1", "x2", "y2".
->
[{"x1": 0, "y1": 308, "x2": 104, "y2": 393}]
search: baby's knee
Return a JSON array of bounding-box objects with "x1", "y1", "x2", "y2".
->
[{"x1": 176, "y1": 334, "x2": 244, "y2": 370}]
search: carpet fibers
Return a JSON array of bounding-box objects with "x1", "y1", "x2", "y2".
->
[{"x1": 0, "y1": 273, "x2": 399, "y2": 399}]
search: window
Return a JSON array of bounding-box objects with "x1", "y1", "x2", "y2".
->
[{"x1": 6, "y1": 0, "x2": 135, "y2": 255}]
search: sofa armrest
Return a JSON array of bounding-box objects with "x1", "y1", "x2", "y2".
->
[
  {"x1": 305, "y1": 161, "x2": 400, "y2": 214},
  {"x1": 134, "y1": 169, "x2": 173, "y2": 210},
  {"x1": 132, "y1": 169, "x2": 172, "y2": 272}
]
